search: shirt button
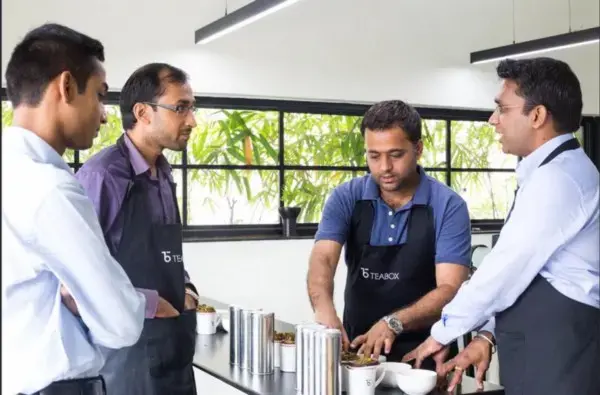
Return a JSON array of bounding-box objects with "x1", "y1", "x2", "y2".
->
[
  {"x1": 388, "y1": 237, "x2": 393, "y2": 242},
  {"x1": 390, "y1": 224, "x2": 395, "y2": 229},
  {"x1": 388, "y1": 211, "x2": 393, "y2": 216}
]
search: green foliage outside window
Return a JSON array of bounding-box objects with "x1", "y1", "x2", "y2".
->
[{"x1": 6, "y1": 101, "x2": 575, "y2": 225}]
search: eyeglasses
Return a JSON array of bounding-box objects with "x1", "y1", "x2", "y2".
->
[
  {"x1": 143, "y1": 102, "x2": 195, "y2": 115},
  {"x1": 493, "y1": 104, "x2": 522, "y2": 115}
]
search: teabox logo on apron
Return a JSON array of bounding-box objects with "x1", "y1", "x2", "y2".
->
[
  {"x1": 361, "y1": 268, "x2": 400, "y2": 280},
  {"x1": 161, "y1": 250, "x2": 183, "y2": 264}
]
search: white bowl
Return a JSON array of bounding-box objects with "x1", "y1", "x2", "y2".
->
[
  {"x1": 380, "y1": 362, "x2": 412, "y2": 388},
  {"x1": 395, "y1": 369, "x2": 437, "y2": 395}
]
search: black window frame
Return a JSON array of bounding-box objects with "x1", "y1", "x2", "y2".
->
[{"x1": 2, "y1": 88, "x2": 598, "y2": 242}]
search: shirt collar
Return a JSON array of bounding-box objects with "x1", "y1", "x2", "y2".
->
[
  {"x1": 123, "y1": 132, "x2": 171, "y2": 177},
  {"x1": 4, "y1": 126, "x2": 71, "y2": 172},
  {"x1": 515, "y1": 133, "x2": 575, "y2": 186},
  {"x1": 362, "y1": 166, "x2": 431, "y2": 206}
]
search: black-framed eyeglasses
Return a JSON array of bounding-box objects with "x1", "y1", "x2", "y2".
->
[{"x1": 143, "y1": 102, "x2": 195, "y2": 115}]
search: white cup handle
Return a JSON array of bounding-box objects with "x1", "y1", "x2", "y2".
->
[
  {"x1": 374, "y1": 366, "x2": 385, "y2": 387},
  {"x1": 215, "y1": 314, "x2": 222, "y2": 329}
]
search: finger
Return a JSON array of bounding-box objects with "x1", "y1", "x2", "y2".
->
[
  {"x1": 341, "y1": 328, "x2": 351, "y2": 351},
  {"x1": 447, "y1": 367, "x2": 464, "y2": 392},
  {"x1": 440, "y1": 358, "x2": 457, "y2": 376},
  {"x1": 371, "y1": 338, "x2": 384, "y2": 360},
  {"x1": 384, "y1": 337, "x2": 393, "y2": 355},
  {"x1": 401, "y1": 349, "x2": 416, "y2": 363},
  {"x1": 361, "y1": 339, "x2": 375, "y2": 359},
  {"x1": 475, "y1": 361, "x2": 490, "y2": 389},
  {"x1": 350, "y1": 334, "x2": 366, "y2": 349},
  {"x1": 414, "y1": 354, "x2": 423, "y2": 369}
]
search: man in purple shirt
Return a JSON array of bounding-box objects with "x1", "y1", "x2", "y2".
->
[{"x1": 76, "y1": 63, "x2": 198, "y2": 395}]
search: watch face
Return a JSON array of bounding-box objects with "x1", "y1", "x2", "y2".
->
[{"x1": 388, "y1": 317, "x2": 402, "y2": 333}]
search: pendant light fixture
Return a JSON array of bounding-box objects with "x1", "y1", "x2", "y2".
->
[
  {"x1": 195, "y1": 0, "x2": 303, "y2": 45},
  {"x1": 470, "y1": 0, "x2": 599, "y2": 64}
]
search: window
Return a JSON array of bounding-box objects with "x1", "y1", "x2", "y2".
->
[
  {"x1": 2, "y1": 90, "x2": 597, "y2": 240},
  {"x1": 449, "y1": 121, "x2": 517, "y2": 220}
]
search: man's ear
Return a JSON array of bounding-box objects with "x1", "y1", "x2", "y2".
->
[
  {"x1": 57, "y1": 71, "x2": 77, "y2": 104},
  {"x1": 415, "y1": 140, "x2": 424, "y2": 160},
  {"x1": 133, "y1": 103, "x2": 151, "y2": 125},
  {"x1": 530, "y1": 105, "x2": 550, "y2": 129}
]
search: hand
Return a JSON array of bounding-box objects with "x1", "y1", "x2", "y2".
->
[
  {"x1": 350, "y1": 320, "x2": 396, "y2": 360},
  {"x1": 60, "y1": 285, "x2": 79, "y2": 316},
  {"x1": 155, "y1": 297, "x2": 180, "y2": 318},
  {"x1": 314, "y1": 307, "x2": 350, "y2": 350},
  {"x1": 184, "y1": 293, "x2": 197, "y2": 311},
  {"x1": 440, "y1": 336, "x2": 492, "y2": 392},
  {"x1": 401, "y1": 336, "x2": 445, "y2": 368}
]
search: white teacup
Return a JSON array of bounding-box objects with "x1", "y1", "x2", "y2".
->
[
  {"x1": 342, "y1": 355, "x2": 386, "y2": 392},
  {"x1": 280, "y1": 343, "x2": 296, "y2": 372},
  {"x1": 196, "y1": 311, "x2": 221, "y2": 335},
  {"x1": 344, "y1": 364, "x2": 385, "y2": 395}
]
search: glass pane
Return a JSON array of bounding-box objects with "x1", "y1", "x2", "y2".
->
[
  {"x1": 187, "y1": 109, "x2": 279, "y2": 165},
  {"x1": 284, "y1": 170, "x2": 367, "y2": 223},
  {"x1": 451, "y1": 172, "x2": 517, "y2": 220},
  {"x1": 2, "y1": 101, "x2": 13, "y2": 126},
  {"x1": 164, "y1": 149, "x2": 182, "y2": 165},
  {"x1": 172, "y1": 169, "x2": 183, "y2": 222},
  {"x1": 63, "y1": 149, "x2": 75, "y2": 163},
  {"x1": 451, "y1": 121, "x2": 517, "y2": 169},
  {"x1": 80, "y1": 105, "x2": 124, "y2": 161},
  {"x1": 284, "y1": 113, "x2": 365, "y2": 167},
  {"x1": 425, "y1": 170, "x2": 447, "y2": 184},
  {"x1": 187, "y1": 169, "x2": 279, "y2": 225},
  {"x1": 420, "y1": 120, "x2": 447, "y2": 168},
  {"x1": 574, "y1": 126, "x2": 584, "y2": 146}
]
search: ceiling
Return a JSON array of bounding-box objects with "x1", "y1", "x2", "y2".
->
[{"x1": 2, "y1": 0, "x2": 598, "y2": 112}]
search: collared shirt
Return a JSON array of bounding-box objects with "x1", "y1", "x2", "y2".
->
[
  {"x1": 315, "y1": 167, "x2": 472, "y2": 266},
  {"x1": 431, "y1": 133, "x2": 600, "y2": 345},
  {"x1": 2, "y1": 127, "x2": 146, "y2": 395},
  {"x1": 75, "y1": 133, "x2": 192, "y2": 318}
]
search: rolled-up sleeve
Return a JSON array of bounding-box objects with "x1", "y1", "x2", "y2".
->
[
  {"x1": 35, "y1": 183, "x2": 146, "y2": 348},
  {"x1": 431, "y1": 168, "x2": 587, "y2": 345}
]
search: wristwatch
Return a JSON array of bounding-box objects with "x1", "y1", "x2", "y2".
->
[{"x1": 383, "y1": 315, "x2": 403, "y2": 335}]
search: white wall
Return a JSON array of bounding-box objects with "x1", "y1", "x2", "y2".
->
[{"x1": 183, "y1": 234, "x2": 493, "y2": 325}]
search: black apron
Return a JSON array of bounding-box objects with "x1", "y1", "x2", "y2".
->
[
  {"x1": 495, "y1": 138, "x2": 600, "y2": 395},
  {"x1": 99, "y1": 136, "x2": 197, "y2": 395},
  {"x1": 343, "y1": 199, "x2": 456, "y2": 367}
]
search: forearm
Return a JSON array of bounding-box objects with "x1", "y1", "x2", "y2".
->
[
  {"x1": 307, "y1": 259, "x2": 336, "y2": 312},
  {"x1": 393, "y1": 284, "x2": 459, "y2": 331}
]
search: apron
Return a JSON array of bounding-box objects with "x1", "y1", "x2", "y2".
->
[
  {"x1": 99, "y1": 137, "x2": 197, "y2": 395},
  {"x1": 343, "y1": 200, "x2": 457, "y2": 367},
  {"x1": 495, "y1": 138, "x2": 600, "y2": 395}
]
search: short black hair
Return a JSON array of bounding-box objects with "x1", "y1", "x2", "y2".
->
[
  {"x1": 120, "y1": 63, "x2": 189, "y2": 130},
  {"x1": 360, "y1": 100, "x2": 422, "y2": 143},
  {"x1": 5, "y1": 23, "x2": 105, "y2": 107},
  {"x1": 496, "y1": 57, "x2": 583, "y2": 133}
]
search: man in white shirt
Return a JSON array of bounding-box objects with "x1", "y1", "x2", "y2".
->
[
  {"x1": 402, "y1": 57, "x2": 600, "y2": 395},
  {"x1": 1, "y1": 23, "x2": 153, "y2": 395}
]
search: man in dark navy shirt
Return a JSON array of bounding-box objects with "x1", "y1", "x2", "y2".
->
[
  {"x1": 307, "y1": 100, "x2": 472, "y2": 368},
  {"x1": 76, "y1": 63, "x2": 199, "y2": 395}
]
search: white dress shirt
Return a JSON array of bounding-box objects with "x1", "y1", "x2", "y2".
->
[
  {"x1": 2, "y1": 127, "x2": 147, "y2": 394},
  {"x1": 431, "y1": 133, "x2": 599, "y2": 345}
]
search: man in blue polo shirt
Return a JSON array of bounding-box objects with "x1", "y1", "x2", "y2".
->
[{"x1": 307, "y1": 100, "x2": 472, "y2": 368}]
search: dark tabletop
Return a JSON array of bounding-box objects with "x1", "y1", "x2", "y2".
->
[{"x1": 193, "y1": 297, "x2": 505, "y2": 395}]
